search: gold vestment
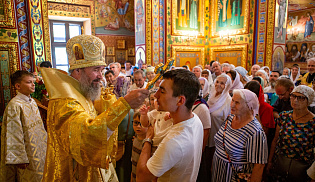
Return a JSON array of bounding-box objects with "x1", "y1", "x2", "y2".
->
[
  {"x1": 41, "y1": 68, "x2": 130, "y2": 182},
  {"x1": 0, "y1": 92, "x2": 47, "y2": 182}
]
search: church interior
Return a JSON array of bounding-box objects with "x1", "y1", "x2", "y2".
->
[
  {"x1": 0, "y1": 0, "x2": 314, "y2": 130},
  {"x1": 0, "y1": 0, "x2": 315, "y2": 181}
]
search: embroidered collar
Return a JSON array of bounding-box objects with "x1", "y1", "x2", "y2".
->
[{"x1": 16, "y1": 92, "x2": 32, "y2": 102}]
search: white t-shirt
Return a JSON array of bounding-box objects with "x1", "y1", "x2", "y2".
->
[
  {"x1": 129, "y1": 82, "x2": 147, "y2": 91},
  {"x1": 263, "y1": 86, "x2": 275, "y2": 93},
  {"x1": 146, "y1": 114, "x2": 203, "y2": 182},
  {"x1": 192, "y1": 103, "x2": 211, "y2": 129},
  {"x1": 147, "y1": 109, "x2": 173, "y2": 146}
]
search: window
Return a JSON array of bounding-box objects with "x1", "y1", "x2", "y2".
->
[{"x1": 50, "y1": 20, "x2": 83, "y2": 72}]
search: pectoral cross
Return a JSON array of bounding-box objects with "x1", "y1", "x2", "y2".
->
[{"x1": 145, "y1": 59, "x2": 175, "y2": 90}]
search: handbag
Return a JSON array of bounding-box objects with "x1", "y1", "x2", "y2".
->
[
  {"x1": 273, "y1": 154, "x2": 310, "y2": 182},
  {"x1": 116, "y1": 111, "x2": 131, "y2": 161},
  {"x1": 99, "y1": 163, "x2": 119, "y2": 182},
  {"x1": 222, "y1": 120, "x2": 251, "y2": 182}
]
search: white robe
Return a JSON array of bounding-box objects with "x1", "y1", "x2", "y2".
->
[{"x1": 0, "y1": 92, "x2": 47, "y2": 182}]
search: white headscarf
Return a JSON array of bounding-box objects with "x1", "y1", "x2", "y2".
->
[
  {"x1": 204, "y1": 69, "x2": 214, "y2": 85},
  {"x1": 208, "y1": 74, "x2": 232, "y2": 113},
  {"x1": 261, "y1": 66, "x2": 271, "y2": 76},
  {"x1": 199, "y1": 77, "x2": 209, "y2": 97},
  {"x1": 229, "y1": 71, "x2": 244, "y2": 91},
  {"x1": 290, "y1": 66, "x2": 300, "y2": 84},
  {"x1": 234, "y1": 89, "x2": 259, "y2": 116}
]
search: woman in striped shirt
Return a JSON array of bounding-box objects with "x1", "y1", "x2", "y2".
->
[{"x1": 212, "y1": 89, "x2": 268, "y2": 182}]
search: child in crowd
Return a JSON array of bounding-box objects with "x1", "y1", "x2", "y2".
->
[
  {"x1": 131, "y1": 112, "x2": 148, "y2": 182},
  {"x1": 0, "y1": 70, "x2": 47, "y2": 182},
  {"x1": 139, "y1": 90, "x2": 173, "y2": 153}
]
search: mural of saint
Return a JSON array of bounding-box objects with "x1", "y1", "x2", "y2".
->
[
  {"x1": 304, "y1": 12, "x2": 314, "y2": 39},
  {"x1": 300, "y1": 43, "x2": 308, "y2": 62},
  {"x1": 189, "y1": 0, "x2": 198, "y2": 29},
  {"x1": 136, "y1": 0, "x2": 144, "y2": 45},
  {"x1": 178, "y1": 0, "x2": 188, "y2": 27},
  {"x1": 276, "y1": 0, "x2": 286, "y2": 40},
  {"x1": 308, "y1": 44, "x2": 315, "y2": 59},
  {"x1": 273, "y1": 51, "x2": 284, "y2": 72},
  {"x1": 290, "y1": 44, "x2": 300, "y2": 62},
  {"x1": 230, "y1": 0, "x2": 242, "y2": 26},
  {"x1": 218, "y1": 0, "x2": 229, "y2": 27},
  {"x1": 138, "y1": 52, "x2": 144, "y2": 69}
]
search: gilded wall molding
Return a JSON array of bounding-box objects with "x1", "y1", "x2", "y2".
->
[
  {"x1": 146, "y1": 0, "x2": 152, "y2": 65},
  {"x1": 210, "y1": 44, "x2": 248, "y2": 69},
  {"x1": 265, "y1": 0, "x2": 275, "y2": 69},
  {"x1": 0, "y1": 0, "x2": 15, "y2": 28},
  {"x1": 43, "y1": 0, "x2": 52, "y2": 62},
  {"x1": 172, "y1": 46, "x2": 205, "y2": 66}
]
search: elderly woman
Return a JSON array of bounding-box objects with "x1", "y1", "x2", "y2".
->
[
  {"x1": 199, "y1": 77, "x2": 210, "y2": 101},
  {"x1": 268, "y1": 85, "x2": 315, "y2": 182},
  {"x1": 235, "y1": 66, "x2": 249, "y2": 86},
  {"x1": 261, "y1": 66, "x2": 271, "y2": 77},
  {"x1": 282, "y1": 67, "x2": 291, "y2": 76},
  {"x1": 212, "y1": 89, "x2": 268, "y2": 182},
  {"x1": 192, "y1": 66, "x2": 202, "y2": 78},
  {"x1": 256, "y1": 70, "x2": 269, "y2": 88},
  {"x1": 226, "y1": 70, "x2": 244, "y2": 93}
]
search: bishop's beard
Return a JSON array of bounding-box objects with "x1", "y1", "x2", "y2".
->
[{"x1": 79, "y1": 72, "x2": 101, "y2": 101}]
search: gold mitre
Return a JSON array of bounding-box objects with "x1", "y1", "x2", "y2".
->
[{"x1": 67, "y1": 35, "x2": 106, "y2": 70}]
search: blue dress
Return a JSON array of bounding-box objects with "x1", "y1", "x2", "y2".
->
[{"x1": 304, "y1": 15, "x2": 314, "y2": 38}]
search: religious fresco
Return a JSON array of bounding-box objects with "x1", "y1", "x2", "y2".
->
[
  {"x1": 135, "y1": 0, "x2": 145, "y2": 45},
  {"x1": 136, "y1": 46, "x2": 145, "y2": 68},
  {"x1": 211, "y1": 0, "x2": 249, "y2": 37},
  {"x1": 288, "y1": 0, "x2": 315, "y2": 11},
  {"x1": 95, "y1": 0, "x2": 135, "y2": 36},
  {"x1": 272, "y1": 46, "x2": 284, "y2": 72},
  {"x1": 285, "y1": 42, "x2": 315, "y2": 62},
  {"x1": 215, "y1": 51, "x2": 242, "y2": 66},
  {"x1": 175, "y1": 51, "x2": 200, "y2": 68},
  {"x1": 286, "y1": 9, "x2": 315, "y2": 43},
  {"x1": 274, "y1": 0, "x2": 288, "y2": 44}
]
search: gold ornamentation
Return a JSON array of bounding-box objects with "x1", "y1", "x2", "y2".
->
[
  {"x1": 171, "y1": 46, "x2": 205, "y2": 66},
  {"x1": 66, "y1": 35, "x2": 106, "y2": 70},
  {"x1": 265, "y1": 0, "x2": 276, "y2": 69},
  {"x1": 210, "y1": 44, "x2": 248, "y2": 69},
  {"x1": 0, "y1": 43, "x2": 19, "y2": 73},
  {"x1": 210, "y1": 0, "x2": 249, "y2": 37},
  {"x1": 146, "y1": 0, "x2": 152, "y2": 65},
  {"x1": 43, "y1": 0, "x2": 52, "y2": 62},
  {"x1": 146, "y1": 58, "x2": 174, "y2": 90},
  {"x1": 0, "y1": 0, "x2": 15, "y2": 28},
  {"x1": 171, "y1": 0, "x2": 205, "y2": 36}
]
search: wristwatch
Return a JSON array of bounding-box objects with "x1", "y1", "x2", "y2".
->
[{"x1": 142, "y1": 138, "x2": 153, "y2": 147}]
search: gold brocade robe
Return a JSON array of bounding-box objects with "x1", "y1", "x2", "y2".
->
[
  {"x1": 299, "y1": 72, "x2": 313, "y2": 87},
  {"x1": 0, "y1": 92, "x2": 47, "y2": 182},
  {"x1": 41, "y1": 68, "x2": 130, "y2": 182}
]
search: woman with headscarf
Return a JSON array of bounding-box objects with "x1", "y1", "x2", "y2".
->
[
  {"x1": 282, "y1": 67, "x2": 291, "y2": 76},
  {"x1": 235, "y1": 66, "x2": 249, "y2": 86},
  {"x1": 212, "y1": 89, "x2": 268, "y2": 182},
  {"x1": 245, "y1": 81, "x2": 275, "y2": 149},
  {"x1": 256, "y1": 70, "x2": 269, "y2": 88},
  {"x1": 226, "y1": 70, "x2": 244, "y2": 94},
  {"x1": 290, "y1": 64, "x2": 300, "y2": 85},
  {"x1": 268, "y1": 85, "x2": 315, "y2": 182},
  {"x1": 261, "y1": 66, "x2": 271, "y2": 77},
  {"x1": 206, "y1": 74, "x2": 232, "y2": 175},
  {"x1": 199, "y1": 77, "x2": 210, "y2": 101}
]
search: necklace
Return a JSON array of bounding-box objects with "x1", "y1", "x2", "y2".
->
[{"x1": 293, "y1": 111, "x2": 310, "y2": 121}]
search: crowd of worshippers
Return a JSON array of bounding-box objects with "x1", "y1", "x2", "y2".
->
[{"x1": 2, "y1": 57, "x2": 315, "y2": 182}]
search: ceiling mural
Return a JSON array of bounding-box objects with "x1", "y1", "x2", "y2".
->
[{"x1": 288, "y1": 0, "x2": 315, "y2": 11}]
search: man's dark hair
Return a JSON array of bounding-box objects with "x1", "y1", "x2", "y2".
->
[
  {"x1": 125, "y1": 60, "x2": 132, "y2": 64},
  {"x1": 210, "y1": 60, "x2": 215, "y2": 66},
  {"x1": 244, "y1": 81, "x2": 261, "y2": 98},
  {"x1": 10, "y1": 70, "x2": 34, "y2": 85},
  {"x1": 182, "y1": 65, "x2": 189, "y2": 69},
  {"x1": 40, "y1": 61, "x2": 52, "y2": 68},
  {"x1": 275, "y1": 78, "x2": 294, "y2": 90},
  {"x1": 271, "y1": 71, "x2": 281, "y2": 76},
  {"x1": 105, "y1": 70, "x2": 115, "y2": 76},
  {"x1": 163, "y1": 69, "x2": 200, "y2": 110},
  {"x1": 226, "y1": 70, "x2": 236, "y2": 81},
  {"x1": 253, "y1": 76, "x2": 263, "y2": 86}
]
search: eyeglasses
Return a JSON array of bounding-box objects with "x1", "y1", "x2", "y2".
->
[
  {"x1": 133, "y1": 121, "x2": 142, "y2": 127},
  {"x1": 277, "y1": 89, "x2": 289, "y2": 97},
  {"x1": 290, "y1": 94, "x2": 307, "y2": 102}
]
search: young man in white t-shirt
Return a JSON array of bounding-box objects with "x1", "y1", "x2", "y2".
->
[{"x1": 137, "y1": 69, "x2": 204, "y2": 182}]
